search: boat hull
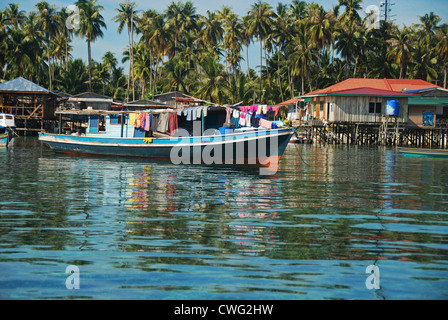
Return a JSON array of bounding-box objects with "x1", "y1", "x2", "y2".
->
[
  {"x1": 0, "y1": 131, "x2": 13, "y2": 148},
  {"x1": 398, "y1": 147, "x2": 448, "y2": 158},
  {"x1": 39, "y1": 129, "x2": 293, "y2": 166}
]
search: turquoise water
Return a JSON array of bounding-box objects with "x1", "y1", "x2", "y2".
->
[{"x1": 0, "y1": 137, "x2": 447, "y2": 300}]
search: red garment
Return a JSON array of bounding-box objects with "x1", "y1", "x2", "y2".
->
[
  {"x1": 168, "y1": 113, "x2": 178, "y2": 134},
  {"x1": 139, "y1": 113, "x2": 146, "y2": 129},
  {"x1": 272, "y1": 106, "x2": 280, "y2": 117}
]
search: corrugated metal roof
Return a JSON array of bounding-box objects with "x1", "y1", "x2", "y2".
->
[
  {"x1": 0, "y1": 77, "x2": 56, "y2": 94},
  {"x1": 278, "y1": 97, "x2": 304, "y2": 105},
  {"x1": 304, "y1": 78, "x2": 441, "y2": 96},
  {"x1": 306, "y1": 87, "x2": 415, "y2": 97}
]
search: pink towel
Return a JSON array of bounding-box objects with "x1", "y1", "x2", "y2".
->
[
  {"x1": 144, "y1": 113, "x2": 150, "y2": 131},
  {"x1": 259, "y1": 118, "x2": 272, "y2": 129},
  {"x1": 225, "y1": 107, "x2": 232, "y2": 123}
]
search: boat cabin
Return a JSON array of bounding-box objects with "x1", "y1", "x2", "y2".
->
[
  {"x1": 0, "y1": 113, "x2": 16, "y2": 133},
  {"x1": 56, "y1": 106, "x2": 230, "y2": 138}
]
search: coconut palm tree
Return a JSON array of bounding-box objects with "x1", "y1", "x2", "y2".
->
[
  {"x1": 142, "y1": 12, "x2": 171, "y2": 96},
  {"x1": 246, "y1": 1, "x2": 274, "y2": 96},
  {"x1": 195, "y1": 56, "x2": 229, "y2": 104},
  {"x1": 338, "y1": 0, "x2": 363, "y2": 23},
  {"x1": 290, "y1": 22, "x2": 318, "y2": 94},
  {"x1": 75, "y1": 0, "x2": 107, "y2": 91},
  {"x1": 35, "y1": 1, "x2": 61, "y2": 91},
  {"x1": 198, "y1": 10, "x2": 224, "y2": 57},
  {"x1": 113, "y1": 1, "x2": 140, "y2": 101},
  {"x1": 387, "y1": 26, "x2": 414, "y2": 79},
  {"x1": 436, "y1": 24, "x2": 448, "y2": 88},
  {"x1": 417, "y1": 12, "x2": 441, "y2": 47},
  {"x1": 4, "y1": 3, "x2": 26, "y2": 30}
]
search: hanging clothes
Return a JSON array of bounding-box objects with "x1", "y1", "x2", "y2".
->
[
  {"x1": 272, "y1": 106, "x2": 280, "y2": 117},
  {"x1": 251, "y1": 115, "x2": 260, "y2": 128},
  {"x1": 168, "y1": 112, "x2": 178, "y2": 134},
  {"x1": 245, "y1": 113, "x2": 251, "y2": 127},
  {"x1": 140, "y1": 113, "x2": 146, "y2": 129},
  {"x1": 157, "y1": 112, "x2": 169, "y2": 132},
  {"x1": 129, "y1": 113, "x2": 137, "y2": 126},
  {"x1": 135, "y1": 113, "x2": 141, "y2": 128},
  {"x1": 144, "y1": 114, "x2": 151, "y2": 131},
  {"x1": 151, "y1": 114, "x2": 159, "y2": 132},
  {"x1": 225, "y1": 107, "x2": 232, "y2": 124},
  {"x1": 231, "y1": 109, "x2": 240, "y2": 128},
  {"x1": 239, "y1": 112, "x2": 246, "y2": 127},
  {"x1": 201, "y1": 106, "x2": 208, "y2": 118}
]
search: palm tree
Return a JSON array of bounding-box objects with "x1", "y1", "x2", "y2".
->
[
  {"x1": 22, "y1": 11, "x2": 45, "y2": 83},
  {"x1": 223, "y1": 14, "x2": 243, "y2": 89},
  {"x1": 4, "y1": 3, "x2": 26, "y2": 30},
  {"x1": 198, "y1": 10, "x2": 224, "y2": 57},
  {"x1": 35, "y1": 1, "x2": 61, "y2": 91},
  {"x1": 335, "y1": 19, "x2": 362, "y2": 78},
  {"x1": 75, "y1": 0, "x2": 107, "y2": 91},
  {"x1": 387, "y1": 26, "x2": 414, "y2": 79},
  {"x1": 307, "y1": 5, "x2": 333, "y2": 88},
  {"x1": 436, "y1": 24, "x2": 448, "y2": 88},
  {"x1": 417, "y1": 12, "x2": 441, "y2": 47},
  {"x1": 272, "y1": 3, "x2": 292, "y2": 99},
  {"x1": 241, "y1": 16, "x2": 253, "y2": 77},
  {"x1": 338, "y1": 0, "x2": 363, "y2": 23},
  {"x1": 5, "y1": 28, "x2": 32, "y2": 78},
  {"x1": 195, "y1": 56, "x2": 229, "y2": 104},
  {"x1": 113, "y1": 1, "x2": 139, "y2": 101},
  {"x1": 290, "y1": 22, "x2": 318, "y2": 94},
  {"x1": 58, "y1": 8, "x2": 75, "y2": 71},
  {"x1": 142, "y1": 12, "x2": 171, "y2": 96},
  {"x1": 165, "y1": 1, "x2": 184, "y2": 56},
  {"x1": 246, "y1": 1, "x2": 274, "y2": 96}
]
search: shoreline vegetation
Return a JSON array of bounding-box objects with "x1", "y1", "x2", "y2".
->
[{"x1": 1, "y1": 0, "x2": 447, "y2": 105}]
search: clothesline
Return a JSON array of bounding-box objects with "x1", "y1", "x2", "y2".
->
[{"x1": 128, "y1": 104, "x2": 284, "y2": 134}]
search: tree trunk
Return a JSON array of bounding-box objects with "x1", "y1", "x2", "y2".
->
[
  {"x1": 246, "y1": 44, "x2": 250, "y2": 76},
  {"x1": 88, "y1": 39, "x2": 92, "y2": 91},
  {"x1": 259, "y1": 37, "x2": 263, "y2": 97},
  {"x1": 278, "y1": 52, "x2": 284, "y2": 103},
  {"x1": 48, "y1": 39, "x2": 52, "y2": 91},
  {"x1": 131, "y1": 13, "x2": 135, "y2": 101}
]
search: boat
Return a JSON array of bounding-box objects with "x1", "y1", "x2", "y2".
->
[
  {"x1": 290, "y1": 135, "x2": 308, "y2": 144},
  {"x1": 398, "y1": 147, "x2": 448, "y2": 158},
  {"x1": 0, "y1": 113, "x2": 16, "y2": 148},
  {"x1": 38, "y1": 106, "x2": 294, "y2": 170}
]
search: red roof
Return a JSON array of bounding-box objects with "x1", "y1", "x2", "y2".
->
[
  {"x1": 306, "y1": 78, "x2": 441, "y2": 96},
  {"x1": 278, "y1": 97, "x2": 304, "y2": 105},
  {"x1": 316, "y1": 87, "x2": 416, "y2": 97}
]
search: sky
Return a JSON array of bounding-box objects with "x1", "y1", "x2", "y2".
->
[{"x1": 8, "y1": 0, "x2": 448, "y2": 71}]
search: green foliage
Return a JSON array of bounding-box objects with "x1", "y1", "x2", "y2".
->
[{"x1": 1, "y1": 1, "x2": 447, "y2": 104}]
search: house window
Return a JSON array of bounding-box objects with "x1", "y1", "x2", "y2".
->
[
  {"x1": 320, "y1": 101, "x2": 324, "y2": 113},
  {"x1": 110, "y1": 115, "x2": 122, "y2": 125},
  {"x1": 369, "y1": 102, "x2": 382, "y2": 114}
]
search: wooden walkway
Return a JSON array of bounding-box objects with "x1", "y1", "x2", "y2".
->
[{"x1": 294, "y1": 120, "x2": 448, "y2": 148}]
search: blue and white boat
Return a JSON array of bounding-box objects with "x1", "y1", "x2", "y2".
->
[
  {"x1": 0, "y1": 113, "x2": 16, "y2": 148},
  {"x1": 39, "y1": 107, "x2": 294, "y2": 168}
]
